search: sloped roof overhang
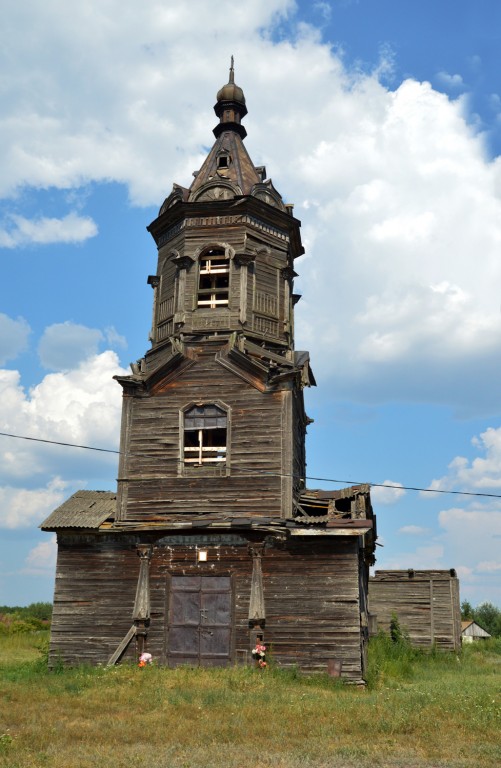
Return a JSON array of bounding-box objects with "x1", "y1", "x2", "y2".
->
[{"x1": 147, "y1": 196, "x2": 304, "y2": 260}]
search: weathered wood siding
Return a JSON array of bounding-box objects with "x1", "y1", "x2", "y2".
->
[
  {"x1": 50, "y1": 532, "x2": 366, "y2": 681},
  {"x1": 49, "y1": 534, "x2": 139, "y2": 666},
  {"x1": 119, "y1": 343, "x2": 293, "y2": 521},
  {"x1": 369, "y1": 570, "x2": 461, "y2": 651},
  {"x1": 150, "y1": 218, "x2": 292, "y2": 346},
  {"x1": 291, "y1": 386, "x2": 307, "y2": 492},
  {"x1": 260, "y1": 539, "x2": 364, "y2": 678}
]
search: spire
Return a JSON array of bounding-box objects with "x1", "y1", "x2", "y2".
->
[{"x1": 213, "y1": 57, "x2": 248, "y2": 139}]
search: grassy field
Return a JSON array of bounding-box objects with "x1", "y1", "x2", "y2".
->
[{"x1": 0, "y1": 632, "x2": 500, "y2": 768}]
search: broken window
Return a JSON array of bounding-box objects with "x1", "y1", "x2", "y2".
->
[
  {"x1": 183, "y1": 404, "x2": 227, "y2": 465},
  {"x1": 197, "y1": 248, "x2": 229, "y2": 309}
]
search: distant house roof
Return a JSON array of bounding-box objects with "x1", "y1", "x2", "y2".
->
[
  {"x1": 461, "y1": 619, "x2": 491, "y2": 638},
  {"x1": 40, "y1": 491, "x2": 116, "y2": 531}
]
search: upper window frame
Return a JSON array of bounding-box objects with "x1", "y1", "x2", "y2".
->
[
  {"x1": 180, "y1": 400, "x2": 231, "y2": 476},
  {"x1": 196, "y1": 246, "x2": 230, "y2": 310}
]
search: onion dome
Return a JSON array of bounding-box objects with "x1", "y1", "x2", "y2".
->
[
  {"x1": 216, "y1": 57, "x2": 246, "y2": 106},
  {"x1": 213, "y1": 57, "x2": 248, "y2": 139}
]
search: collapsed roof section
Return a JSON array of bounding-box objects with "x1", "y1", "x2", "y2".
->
[{"x1": 40, "y1": 484, "x2": 375, "y2": 547}]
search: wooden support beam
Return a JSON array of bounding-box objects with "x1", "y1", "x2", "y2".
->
[
  {"x1": 248, "y1": 545, "x2": 265, "y2": 626},
  {"x1": 107, "y1": 625, "x2": 136, "y2": 666},
  {"x1": 133, "y1": 545, "x2": 152, "y2": 621}
]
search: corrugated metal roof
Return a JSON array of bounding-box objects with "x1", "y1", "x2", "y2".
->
[{"x1": 40, "y1": 490, "x2": 116, "y2": 531}]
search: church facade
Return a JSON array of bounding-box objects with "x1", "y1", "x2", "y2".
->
[{"x1": 41, "y1": 65, "x2": 376, "y2": 682}]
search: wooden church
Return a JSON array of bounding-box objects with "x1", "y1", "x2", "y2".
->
[{"x1": 41, "y1": 64, "x2": 377, "y2": 682}]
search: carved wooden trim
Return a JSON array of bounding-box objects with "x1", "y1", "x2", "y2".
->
[{"x1": 248, "y1": 544, "x2": 266, "y2": 626}]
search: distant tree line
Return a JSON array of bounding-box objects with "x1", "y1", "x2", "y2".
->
[
  {"x1": 461, "y1": 600, "x2": 501, "y2": 637},
  {"x1": 0, "y1": 602, "x2": 52, "y2": 634}
]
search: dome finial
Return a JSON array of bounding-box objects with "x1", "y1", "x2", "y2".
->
[{"x1": 214, "y1": 58, "x2": 248, "y2": 139}]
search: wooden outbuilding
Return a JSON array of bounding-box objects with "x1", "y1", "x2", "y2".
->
[
  {"x1": 461, "y1": 620, "x2": 491, "y2": 643},
  {"x1": 369, "y1": 569, "x2": 461, "y2": 651},
  {"x1": 41, "y1": 64, "x2": 377, "y2": 682}
]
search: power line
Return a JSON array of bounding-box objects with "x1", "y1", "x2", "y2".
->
[
  {"x1": 1, "y1": 430, "x2": 500, "y2": 500},
  {"x1": 0, "y1": 431, "x2": 119, "y2": 454}
]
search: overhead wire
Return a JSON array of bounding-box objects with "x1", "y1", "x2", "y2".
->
[{"x1": 1, "y1": 430, "x2": 500, "y2": 500}]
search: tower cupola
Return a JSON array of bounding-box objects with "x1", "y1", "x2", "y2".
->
[{"x1": 213, "y1": 56, "x2": 248, "y2": 139}]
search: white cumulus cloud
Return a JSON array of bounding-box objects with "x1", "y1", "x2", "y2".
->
[
  {"x1": 0, "y1": 350, "x2": 128, "y2": 484},
  {"x1": 0, "y1": 478, "x2": 67, "y2": 529},
  {"x1": 398, "y1": 525, "x2": 431, "y2": 536},
  {"x1": 436, "y1": 71, "x2": 465, "y2": 89},
  {"x1": 38, "y1": 322, "x2": 105, "y2": 371},
  {"x1": 427, "y1": 426, "x2": 501, "y2": 492},
  {"x1": 0, "y1": 213, "x2": 97, "y2": 248},
  {"x1": 439, "y1": 505, "x2": 501, "y2": 567},
  {"x1": 1, "y1": 2, "x2": 501, "y2": 416},
  {"x1": 371, "y1": 481, "x2": 406, "y2": 504},
  {"x1": 24, "y1": 534, "x2": 57, "y2": 573},
  {"x1": 0, "y1": 313, "x2": 31, "y2": 364}
]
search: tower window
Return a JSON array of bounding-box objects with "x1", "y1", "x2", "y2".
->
[
  {"x1": 197, "y1": 248, "x2": 229, "y2": 309},
  {"x1": 183, "y1": 404, "x2": 227, "y2": 465},
  {"x1": 217, "y1": 154, "x2": 230, "y2": 169}
]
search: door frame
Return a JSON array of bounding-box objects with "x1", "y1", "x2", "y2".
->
[{"x1": 164, "y1": 572, "x2": 235, "y2": 666}]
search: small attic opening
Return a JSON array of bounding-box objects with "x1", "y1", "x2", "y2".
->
[{"x1": 217, "y1": 154, "x2": 230, "y2": 169}]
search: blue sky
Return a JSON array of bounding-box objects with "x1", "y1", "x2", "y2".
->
[{"x1": 1, "y1": 0, "x2": 501, "y2": 608}]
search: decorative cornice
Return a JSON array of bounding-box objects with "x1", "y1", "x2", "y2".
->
[
  {"x1": 234, "y1": 251, "x2": 256, "y2": 266},
  {"x1": 156, "y1": 212, "x2": 290, "y2": 249},
  {"x1": 172, "y1": 254, "x2": 195, "y2": 270}
]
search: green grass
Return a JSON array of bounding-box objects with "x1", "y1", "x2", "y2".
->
[{"x1": 0, "y1": 632, "x2": 500, "y2": 768}]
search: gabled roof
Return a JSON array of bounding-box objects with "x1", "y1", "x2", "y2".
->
[
  {"x1": 461, "y1": 619, "x2": 491, "y2": 637},
  {"x1": 40, "y1": 491, "x2": 116, "y2": 531},
  {"x1": 115, "y1": 338, "x2": 198, "y2": 393},
  {"x1": 216, "y1": 335, "x2": 315, "y2": 392}
]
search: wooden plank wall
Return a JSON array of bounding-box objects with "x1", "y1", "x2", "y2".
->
[
  {"x1": 123, "y1": 345, "x2": 288, "y2": 521},
  {"x1": 49, "y1": 535, "x2": 140, "y2": 666},
  {"x1": 50, "y1": 532, "x2": 367, "y2": 681},
  {"x1": 291, "y1": 386, "x2": 307, "y2": 493},
  {"x1": 260, "y1": 540, "x2": 364, "y2": 679},
  {"x1": 369, "y1": 570, "x2": 461, "y2": 651}
]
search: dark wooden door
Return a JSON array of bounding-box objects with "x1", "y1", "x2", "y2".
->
[{"x1": 167, "y1": 575, "x2": 232, "y2": 666}]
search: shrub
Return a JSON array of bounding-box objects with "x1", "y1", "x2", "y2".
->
[
  {"x1": 0, "y1": 603, "x2": 52, "y2": 634},
  {"x1": 366, "y1": 629, "x2": 419, "y2": 689}
]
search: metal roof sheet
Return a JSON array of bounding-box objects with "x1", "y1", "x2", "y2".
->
[{"x1": 40, "y1": 490, "x2": 116, "y2": 531}]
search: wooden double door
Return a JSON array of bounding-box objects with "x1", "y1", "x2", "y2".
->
[{"x1": 167, "y1": 575, "x2": 232, "y2": 666}]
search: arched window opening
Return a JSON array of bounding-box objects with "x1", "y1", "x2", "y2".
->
[
  {"x1": 197, "y1": 248, "x2": 229, "y2": 309},
  {"x1": 184, "y1": 404, "x2": 227, "y2": 465}
]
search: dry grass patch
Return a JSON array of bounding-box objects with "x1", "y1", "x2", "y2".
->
[{"x1": 0, "y1": 635, "x2": 500, "y2": 768}]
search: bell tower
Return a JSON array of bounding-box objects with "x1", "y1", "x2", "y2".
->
[
  {"x1": 146, "y1": 59, "x2": 302, "y2": 355},
  {"x1": 42, "y1": 64, "x2": 376, "y2": 680},
  {"x1": 115, "y1": 62, "x2": 314, "y2": 524}
]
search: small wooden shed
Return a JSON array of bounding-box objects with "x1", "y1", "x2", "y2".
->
[
  {"x1": 461, "y1": 620, "x2": 491, "y2": 643},
  {"x1": 369, "y1": 569, "x2": 461, "y2": 651}
]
